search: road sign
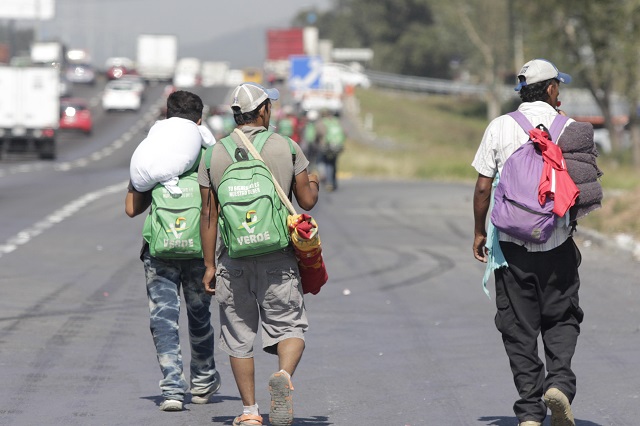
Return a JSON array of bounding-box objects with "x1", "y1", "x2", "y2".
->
[
  {"x1": 288, "y1": 55, "x2": 322, "y2": 92},
  {"x1": 0, "y1": 0, "x2": 55, "y2": 20}
]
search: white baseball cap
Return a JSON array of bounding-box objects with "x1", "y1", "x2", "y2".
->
[
  {"x1": 514, "y1": 59, "x2": 572, "y2": 91},
  {"x1": 231, "y1": 82, "x2": 279, "y2": 113}
]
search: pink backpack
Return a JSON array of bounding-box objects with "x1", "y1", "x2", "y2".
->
[{"x1": 490, "y1": 111, "x2": 569, "y2": 243}]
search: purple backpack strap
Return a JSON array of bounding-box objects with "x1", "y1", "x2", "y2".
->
[
  {"x1": 507, "y1": 111, "x2": 534, "y2": 133},
  {"x1": 547, "y1": 114, "x2": 570, "y2": 142},
  {"x1": 508, "y1": 110, "x2": 569, "y2": 142}
]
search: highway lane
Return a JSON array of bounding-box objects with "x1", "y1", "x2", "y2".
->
[
  {"x1": 0, "y1": 82, "x2": 639, "y2": 424},
  {"x1": 0, "y1": 171, "x2": 639, "y2": 425},
  {"x1": 0, "y1": 83, "x2": 230, "y2": 251}
]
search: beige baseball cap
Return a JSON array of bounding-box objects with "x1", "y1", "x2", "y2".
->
[
  {"x1": 514, "y1": 59, "x2": 572, "y2": 91},
  {"x1": 231, "y1": 82, "x2": 280, "y2": 113}
]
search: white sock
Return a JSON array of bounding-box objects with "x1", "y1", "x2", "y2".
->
[
  {"x1": 243, "y1": 404, "x2": 259, "y2": 416},
  {"x1": 279, "y1": 369, "x2": 291, "y2": 379}
]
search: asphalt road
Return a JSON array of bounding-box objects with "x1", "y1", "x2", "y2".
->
[{"x1": 0, "y1": 82, "x2": 639, "y2": 426}]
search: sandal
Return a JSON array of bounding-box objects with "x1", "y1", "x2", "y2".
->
[
  {"x1": 269, "y1": 371, "x2": 294, "y2": 426},
  {"x1": 233, "y1": 413, "x2": 263, "y2": 426}
]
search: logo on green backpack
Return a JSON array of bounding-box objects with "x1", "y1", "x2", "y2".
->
[{"x1": 143, "y1": 152, "x2": 203, "y2": 259}]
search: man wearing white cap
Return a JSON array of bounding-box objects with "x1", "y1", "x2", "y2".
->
[
  {"x1": 198, "y1": 82, "x2": 319, "y2": 426},
  {"x1": 471, "y1": 59, "x2": 583, "y2": 426}
]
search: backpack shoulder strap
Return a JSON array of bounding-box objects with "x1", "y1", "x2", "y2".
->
[
  {"x1": 252, "y1": 130, "x2": 273, "y2": 153},
  {"x1": 252, "y1": 130, "x2": 296, "y2": 161},
  {"x1": 219, "y1": 135, "x2": 240, "y2": 162},
  {"x1": 548, "y1": 114, "x2": 570, "y2": 142},
  {"x1": 507, "y1": 111, "x2": 534, "y2": 133}
]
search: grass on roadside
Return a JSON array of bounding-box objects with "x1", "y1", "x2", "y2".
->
[
  {"x1": 339, "y1": 87, "x2": 640, "y2": 239},
  {"x1": 340, "y1": 89, "x2": 487, "y2": 182}
]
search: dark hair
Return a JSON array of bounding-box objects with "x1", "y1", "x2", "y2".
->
[
  {"x1": 232, "y1": 99, "x2": 270, "y2": 125},
  {"x1": 518, "y1": 78, "x2": 556, "y2": 103},
  {"x1": 166, "y1": 90, "x2": 203, "y2": 123}
]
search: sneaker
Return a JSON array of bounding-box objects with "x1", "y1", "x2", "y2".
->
[
  {"x1": 268, "y1": 371, "x2": 294, "y2": 426},
  {"x1": 233, "y1": 413, "x2": 263, "y2": 425},
  {"x1": 544, "y1": 387, "x2": 576, "y2": 426},
  {"x1": 159, "y1": 399, "x2": 183, "y2": 411},
  {"x1": 191, "y1": 370, "x2": 222, "y2": 404},
  {"x1": 519, "y1": 422, "x2": 542, "y2": 426}
]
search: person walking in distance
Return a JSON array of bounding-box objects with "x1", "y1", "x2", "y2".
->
[
  {"x1": 198, "y1": 82, "x2": 319, "y2": 426},
  {"x1": 471, "y1": 59, "x2": 584, "y2": 426},
  {"x1": 125, "y1": 90, "x2": 220, "y2": 412},
  {"x1": 315, "y1": 110, "x2": 346, "y2": 191}
]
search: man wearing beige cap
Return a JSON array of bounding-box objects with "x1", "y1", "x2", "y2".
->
[
  {"x1": 471, "y1": 59, "x2": 584, "y2": 426},
  {"x1": 198, "y1": 82, "x2": 319, "y2": 426}
]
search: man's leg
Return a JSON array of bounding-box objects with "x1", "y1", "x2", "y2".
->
[
  {"x1": 540, "y1": 238, "x2": 583, "y2": 401},
  {"x1": 495, "y1": 242, "x2": 547, "y2": 422},
  {"x1": 230, "y1": 356, "x2": 256, "y2": 406},
  {"x1": 143, "y1": 250, "x2": 188, "y2": 403},
  {"x1": 277, "y1": 337, "x2": 305, "y2": 376},
  {"x1": 181, "y1": 259, "x2": 219, "y2": 400}
]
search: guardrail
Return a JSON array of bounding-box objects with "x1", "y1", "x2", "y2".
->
[
  {"x1": 364, "y1": 70, "x2": 630, "y2": 117},
  {"x1": 365, "y1": 69, "x2": 514, "y2": 97}
]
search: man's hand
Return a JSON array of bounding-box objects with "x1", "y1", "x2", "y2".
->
[
  {"x1": 202, "y1": 266, "x2": 217, "y2": 295},
  {"x1": 473, "y1": 233, "x2": 488, "y2": 263}
]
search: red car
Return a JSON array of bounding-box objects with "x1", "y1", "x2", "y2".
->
[
  {"x1": 105, "y1": 57, "x2": 136, "y2": 80},
  {"x1": 59, "y1": 98, "x2": 93, "y2": 135}
]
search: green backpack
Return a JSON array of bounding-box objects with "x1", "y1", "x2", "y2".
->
[
  {"x1": 205, "y1": 131, "x2": 296, "y2": 258},
  {"x1": 142, "y1": 150, "x2": 204, "y2": 259},
  {"x1": 303, "y1": 121, "x2": 317, "y2": 143},
  {"x1": 277, "y1": 117, "x2": 294, "y2": 138},
  {"x1": 323, "y1": 117, "x2": 345, "y2": 153}
]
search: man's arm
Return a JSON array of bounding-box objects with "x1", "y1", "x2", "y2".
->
[
  {"x1": 125, "y1": 183, "x2": 152, "y2": 217},
  {"x1": 473, "y1": 174, "x2": 494, "y2": 263},
  {"x1": 200, "y1": 185, "x2": 218, "y2": 294},
  {"x1": 293, "y1": 170, "x2": 319, "y2": 211}
]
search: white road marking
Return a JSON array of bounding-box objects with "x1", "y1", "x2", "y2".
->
[{"x1": 0, "y1": 181, "x2": 129, "y2": 259}]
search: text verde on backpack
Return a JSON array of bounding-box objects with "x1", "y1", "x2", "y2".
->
[
  {"x1": 205, "y1": 131, "x2": 296, "y2": 258},
  {"x1": 143, "y1": 151, "x2": 204, "y2": 259}
]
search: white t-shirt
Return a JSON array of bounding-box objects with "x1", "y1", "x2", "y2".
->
[
  {"x1": 472, "y1": 101, "x2": 574, "y2": 252},
  {"x1": 130, "y1": 117, "x2": 215, "y2": 194}
]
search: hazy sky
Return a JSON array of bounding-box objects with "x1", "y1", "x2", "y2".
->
[{"x1": 32, "y1": 0, "x2": 333, "y2": 68}]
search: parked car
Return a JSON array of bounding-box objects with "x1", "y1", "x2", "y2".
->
[
  {"x1": 65, "y1": 63, "x2": 96, "y2": 85},
  {"x1": 102, "y1": 80, "x2": 142, "y2": 112},
  {"x1": 59, "y1": 98, "x2": 93, "y2": 135},
  {"x1": 105, "y1": 57, "x2": 136, "y2": 80}
]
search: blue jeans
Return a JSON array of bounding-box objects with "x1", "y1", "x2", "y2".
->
[{"x1": 142, "y1": 247, "x2": 217, "y2": 401}]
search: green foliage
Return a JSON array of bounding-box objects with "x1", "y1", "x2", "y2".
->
[{"x1": 299, "y1": 0, "x2": 460, "y2": 78}]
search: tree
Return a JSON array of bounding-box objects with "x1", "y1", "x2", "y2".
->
[
  {"x1": 297, "y1": 0, "x2": 459, "y2": 78},
  {"x1": 520, "y1": 1, "x2": 640, "y2": 164},
  {"x1": 436, "y1": 0, "x2": 512, "y2": 120}
]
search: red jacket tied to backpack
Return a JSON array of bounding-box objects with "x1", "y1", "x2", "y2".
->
[{"x1": 531, "y1": 128, "x2": 580, "y2": 217}]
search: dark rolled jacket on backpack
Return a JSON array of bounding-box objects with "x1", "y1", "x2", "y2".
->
[{"x1": 557, "y1": 121, "x2": 604, "y2": 220}]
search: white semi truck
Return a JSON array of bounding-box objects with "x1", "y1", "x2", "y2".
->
[
  {"x1": 136, "y1": 34, "x2": 178, "y2": 81},
  {"x1": 0, "y1": 66, "x2": 60, "y2": 160}
]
